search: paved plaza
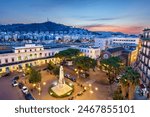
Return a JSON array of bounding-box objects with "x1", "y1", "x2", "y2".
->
[{"x1": 0, "y1": 65, "x2": 117, "y2": 100}]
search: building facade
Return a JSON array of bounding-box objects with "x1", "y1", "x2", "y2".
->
[
  {"x1": 79, "y1": 47, "x2": 101, "y2": 59},
  {"x1": 112, "y1": 37, "x2": 139, "y2": 50},
  {"x1": 0, "y1": 44, "x2": 68, "y2": 74},
  {"x1": 137, "y1": 29, "x2": 150, "y2": 88},
  {"x1": 94, "y1": 37, "x2": 139, "y2": 51}
]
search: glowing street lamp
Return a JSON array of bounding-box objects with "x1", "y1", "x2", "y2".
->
[
  {"x1": 89, "y1": 84, "x2": 92, "y2": 87},
  {"x1": 90, "y1": 90, "x2": 93, "y2": 94},
  {"x1": 95, "y1": 87, "x2": 98, "y2": 91},
  {"x1": 43, "y1": 82, "x2": 46, "y2": 86},
  {"x1": 33, "y1": 83, "x2": 36, "y2": 87}
]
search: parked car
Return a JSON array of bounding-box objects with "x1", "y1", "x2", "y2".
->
[
  {"x1": 13, "y1": 76, "x2": 19, "y2": 81},
  {"x1": 25, "y1": 93, "x2": 35, "y2": 100},
  {"x1": 12, "y1": 80, "x2": 18, "y2": 87},
  {"x1": 65, "y1": 74, "x2": 71, "y2": 78},
  {"x1": 22, "y1": 74, "x2": 26, "y2": 77},
  {"x1": 70, "y1": 77, "x2": 76, "y2": 82},
  {"x1": 1, "y1": 73, "x2": 11, "y2": 78},
  {"x1": 22, "y1": 86, "x2": 29, "y2": 94},
  {"x1": 18, "y1": 82, "x2": 24, "y2": 89}
]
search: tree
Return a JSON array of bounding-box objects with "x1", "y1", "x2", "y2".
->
[
  {"x1": 29, "y1": 67, "x2": 41, "y2": 84},
  {"x1": 113, "y1": 87, "x2": 124, "y2": 100},
  {"x1": 127, "y1": 67, "x2": 140, "y2": 100},
  {"x1": 47, "y1": 61, "x2": 55, "y2": 71},
  {"x1": 47, "y1": 61, "x2": 59, "y2": 77},
  {"x1": 55, "y1": 48, "x2": 81, "y2": 61},
  {"x1": 100, "y1": 57, "x2": 123, "y2": 84},
  {"x1": 53, "y1": 66, "x2": 59, "y2": 77},
  {"x1": 74, "y1": 56, "x2": 97, "y2": 78},
  {"x1": 120, "y1": 74, "x2": 129, "y2": 99},
  {"x1": 119, "y1": 67, "x2": 140, "y2": 100}
]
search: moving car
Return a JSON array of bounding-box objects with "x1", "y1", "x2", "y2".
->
[
  {"x1": 25, "y1": 93, "x2": 35, "y2": 100},
  {"x1": 22, "y1": 86, "x2": 29, "y2": 94}
]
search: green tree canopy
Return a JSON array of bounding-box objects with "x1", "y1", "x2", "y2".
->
[
  {"x1": 74, "y1": 56, "x2": 97, "y2": 71},
  {"x1": 55, "y1": 48, "x2": 81, "y2": 60},
  {"x1": 100, "y1": 57, "x2": 124, "y2": 84},
  {"x1": 119, "y1": 66, "x2": 140, "y2": 99},
  {"x1": 29, "y1": 67, "x2": 41, "y2": 84}
]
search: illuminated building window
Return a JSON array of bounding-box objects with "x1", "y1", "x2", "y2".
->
[
  {"x1": 18, "y1": 56, "x2": 22, "y2": 61},
  {"x1": 35, "y1": 54, "x2": 37, "y2": 58},
  {"x1": 30, "y1": 54, "x2": 33, "y2": 58}
]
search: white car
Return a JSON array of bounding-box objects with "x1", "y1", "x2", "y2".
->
[
  {"x1": 12, "y1": 80, "x2": 18, "y2": 87},
  {"x1": 22, "y1": 86, "x2": 29, "y2": 94}
]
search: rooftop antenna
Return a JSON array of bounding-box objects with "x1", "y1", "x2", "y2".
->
[{"x1": 47, "y1": 18, "x2": 49, "y2": 22}]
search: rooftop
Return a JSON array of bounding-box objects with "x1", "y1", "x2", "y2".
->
[
  {"x1": 13, "y1": 44, "x2": 43, "y2": 50},
  {"x1": 107, "y1": 47, "x2": 124, "y2": 53},
  {"x1": 0, "y1": 50, "x2": 13, "y2": 54},
  {"x1": 143, "y1": 28, "x2": 150, "y2": 31}
]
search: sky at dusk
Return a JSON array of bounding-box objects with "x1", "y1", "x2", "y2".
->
[{"x1": 0, "y1": 0, "x2": 150, "y2": 34}]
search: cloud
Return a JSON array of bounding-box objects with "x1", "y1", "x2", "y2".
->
[
  {"x1": 88, "y1": 17, "x2": 121, "y2": 21},
  {"x1": 79, "y1": 24, "x2": 144, "y2": 34},
  {"x1": 75, "y1": 15, "x2": 128, "y2": 21}
]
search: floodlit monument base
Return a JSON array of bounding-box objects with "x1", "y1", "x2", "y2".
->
[
  {"x1": 49, "y1": 66, "x2": 73, "y2": 97},
  {"x1": 51, "y1": 84, "x2": 73, "y2": 96}
]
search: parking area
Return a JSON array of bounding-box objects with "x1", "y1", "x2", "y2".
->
[
  {"x1": 0, "y1": 65, "x2": 117, "y2": 100},
  {"x1": 0, "y1": 73, "x2": 25, "y2": 100}
]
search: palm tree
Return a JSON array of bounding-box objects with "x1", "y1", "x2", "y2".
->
[
  {"x1": 120, "y1": 74, "x2": 129, "y2": 99},
  {"x1": 119, "y1": 67, "x2": 140, "y2": 100},
  {"x1": 128, "y1": 70, "x2": 140, "y2": 100}
]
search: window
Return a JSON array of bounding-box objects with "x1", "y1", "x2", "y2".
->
[
  {"x1": 0, "y1": 59, "x2": 1, "y2": 64},
  {"x1": 25, "y1": 50, "x2": 27, "y2": 52},
  {"x1": 39, "y1": 53, "x2": 42, "y2": 57},
  {"x1": 30, "y1": 49, "x2": 32, "y2": 52},
  {"x1": 18, "y1": 50, "x2": 20, "y2": 53},
  {"x1": 0, "y1": 69, "x2": 2, "y2": 72},
  {"x1": 5, "y1": 59, "x2": 8, "y2": 63},
  {"x1": 34, "y1": 54, "x2": 37, "y2": 58},
  {"x1": 18, "y1": 56, "x2": 22, "y2": 61},
  {"x1": 45, "y1": 53, "x2": 47, "y2": 57},
  {"x1": 30, "y1": 54, "x2": 32, "y2": 58},
  {"x1": 12, "y1": 58, "x2": 14, "y2": 62}
]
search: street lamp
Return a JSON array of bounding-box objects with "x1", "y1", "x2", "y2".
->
[
  {"x1": 95, "y1": 87, "x2": 98, "y2": 91},
  {"x1": 43, "y1": 82, "x2": 46, "y2": 86},
  {"x1": 90, "y1": 90, "x2": 93, "y2": 94},
  {"x1": 38, "y1": 83, "x2": 41, "y2": 96}
]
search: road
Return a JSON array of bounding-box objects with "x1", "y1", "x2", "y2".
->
[{"x1": 0, "y1": 73, "x2": 25, "y2": 100}]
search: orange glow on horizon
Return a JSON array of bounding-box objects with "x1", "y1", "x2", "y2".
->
[{"x1": 81, "y1": 25, "x2": 143, "y2": 34}]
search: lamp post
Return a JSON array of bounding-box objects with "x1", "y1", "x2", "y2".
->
[{"x1": 38, "y1": 83, "x2": 41, "y2": 96}]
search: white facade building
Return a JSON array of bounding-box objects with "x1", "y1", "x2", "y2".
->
[
  {"x1": 112, "y1": 37, "x2": 139, "y2": 50},
  {"x1": 79, "y1": 47, "x2": 101, "y2": 59},
  {"x1": 94, "y1": 37, "x2": 139, "y2": 50},
  {"x1": 94, "y1": 38, "x2": 113, "y2": 50},
  {"x1": 0, "y1": 44, "x2": 68, "y2": 74}
]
